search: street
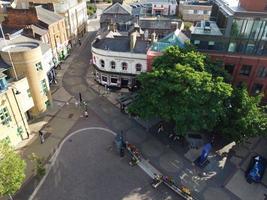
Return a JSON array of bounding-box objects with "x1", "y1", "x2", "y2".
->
[
  {"x1": 33, "y1": 110, "x2": 178, "y2": 200},
  {"x1": 31, "y1": 20, "x2": 182, "y2": 200}
]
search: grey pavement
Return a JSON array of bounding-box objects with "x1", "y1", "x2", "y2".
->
[{"x1": 33, "y1": 110, "x2": 180, "y2": 200}]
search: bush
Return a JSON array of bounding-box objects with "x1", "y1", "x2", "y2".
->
[
  {"x1": 29, "y1": 153, "x2": 46, "y2": 180},
  {"x1": 87, "y1": 4, "x2": 97, "y2": 16}
]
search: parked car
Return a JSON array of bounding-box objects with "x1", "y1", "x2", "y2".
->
[{"x1": 245, "y1": 155, "x2": 266, "y2": 183}]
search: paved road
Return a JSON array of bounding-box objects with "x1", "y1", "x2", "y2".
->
[{"x1": 33, "y1": 109, "x2": 179, "y2": 200}]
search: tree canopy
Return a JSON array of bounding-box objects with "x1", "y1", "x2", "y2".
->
[
  {"x1": 129, "y1": 46, "x2": 267, "y2": 141},
  {"x1": 129, "y1": 59, "x2": 233, "y2": 135},
  {"x1": 0, "y1": 141, "x2": 26, "y2": 197},
  {"x1": 218, "y1": 86, "x2": 267, "y2": 142}
]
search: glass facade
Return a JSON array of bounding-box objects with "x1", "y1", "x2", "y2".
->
[{"x1": 196, "y1": 3, "x2": 267, "y2": 56}]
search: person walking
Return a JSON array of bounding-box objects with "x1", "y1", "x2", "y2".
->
[
  {"x1": 157, "y1": 123, "x2": 164, "y2": 134},
  {"x1": 39, "y1": 130, "x2": 45, "y2": 144},
  {"x1": 78, "y1": 39, "x2": 81, "y2": 46}
]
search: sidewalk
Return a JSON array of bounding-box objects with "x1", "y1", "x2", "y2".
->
[
  {"x1": 84, "y1": 74, "x2": 267, "y2": 200},
  {"x1": 7, "y1": 38, "x2": 89, "y2": 200}
]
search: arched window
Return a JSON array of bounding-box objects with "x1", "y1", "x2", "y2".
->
[
  {"x1": 122, "y1": 62, "x2": 128, "y2": 70},
  {"x1": 100, "y1": 59, "x2": 105, "y2": 68},
  {"x1": 136, "y1": 63, "x2": 142, "y2": 72},
  {"x1": 110, "y1": 61, "x2": 116, "y2": 69}
]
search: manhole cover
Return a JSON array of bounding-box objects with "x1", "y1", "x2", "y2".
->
[{"x1": 68, "y1": 113, "x2": 74, "y2": 119}]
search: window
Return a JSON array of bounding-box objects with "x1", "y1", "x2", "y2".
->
[
  {"x1": 41, "y1": 79, "x2": 48, "y2": 94},
  {"x1": 239, "y1": 65, "x2": 252, "y2": 76},
  {"x1": 102, "y1": 76, "x2": 107, "y2": 82},
  {"x1": 257, "y1": 66, "x2": 267, "y2": 78},
  {"x1": 110, "y1": 61, "x2": 116, "y2": 69},
  {"x1": 194, "y1": 40, "x2": 200, "y2": 45},
  {"x1": 194, "y1": 10, "x2": 198, "y2": 14},
  {"x1": 204, "y1": 10, "x2": 208, "y2": 15},
  {"x1": 0, "y1": 107, "x2": 11, "y2": 125},
  {"x1": 208, "y1": 41, "x2": 215, "y2": 50},
  {"x1": 100, "y1": 60, "x2": 105, "y2": 68},
  {"x1": 122, "y1": 62, "x2": 128, "y2": 70},
  {"x1": 228, "y1": 42, "x2": 236, "y2": 52},
  {"x1": 208, "y1": 41, "x2": 215, "y2": 45},
  {"x1": 111, "y1": 77, "x2": 118, "y2": 83},
  {"x1": 224, "y1": 64, "x2": 235, "y2": 75},
  {"x1": 136, "y1": 63, "x2": 142, "y2": 72},
  {"x1": 251, "y1": 83, "x2": 263, "y2": 95},
  {"x1": 27, "y1": 89, "x2": 31, "y2": 97},
  {"x1": 36, "y1": 62, "x2": 43, "y2": 71}
]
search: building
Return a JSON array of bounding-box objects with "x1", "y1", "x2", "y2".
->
[
  {"x1": 138, "y1": 17, "x2": 183, "y2": 39},
  {"x1": 91, "y1": 30, "x2": 149, "y2": 88},
  {"x1": 147, "y1": 29, "x2": 189, "y2": 70},
  {"x1": 100, "y1": 2, "x2": 134, "y2": 31},
  {"x1": 15, "y1": 0, "x2": 88, "y2": 43},
  {"x1": 138, "y1": 0, "x2": 177, "y2": 16},
  {"x1": 179, "y1": 0, "x2": 212, "y2": 22},
  {"x1": 2, "y1": 6, "x2": 69, "y2": 64},
  {"x1": 190, "y1": 0, "x2": 267, "y2": 102},
  {"x1": 0, "y1": 36, "x2": 52, "y2": 117},
  {"x1": 0, "y1": 70, "x2": 34, "y2": 146}
]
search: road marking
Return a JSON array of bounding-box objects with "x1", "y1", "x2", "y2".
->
[{"x1": 29, "y1": 127, "x2": 117, "y2": 200}]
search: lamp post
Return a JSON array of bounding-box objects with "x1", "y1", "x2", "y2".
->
[
  {"x1": 0, "y1": 24, "x2": 18, "y2": 80},
  {"x1": 11, "y1": 87, "x2": 30, "y2": 139}
]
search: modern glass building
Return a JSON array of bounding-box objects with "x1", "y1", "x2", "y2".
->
[{"x1": 190, "y1": 0, "x2": 267, "y2": 102}]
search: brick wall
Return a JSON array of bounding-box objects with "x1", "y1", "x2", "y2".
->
[
  {"x1": 3, "y1": 7, "x2": 38, "y2": 28},
  {"x1": 239, "y1": 0, "x2": 267, "y2": 11}
]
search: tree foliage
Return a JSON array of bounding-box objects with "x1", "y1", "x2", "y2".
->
[
  {"x1": 152, "y1": 46, "x2": 231, "y2": 82},
  {"x1": 129, "y1": 46, "x2": 267, "y2": 141},
  {"x1": 129, "y1": 64, "x2": 232, "y2": 135},
  {"x1": 0, "y1": 141, "x2": 26, "y2": 196},
  {"x1": 218, "y1": 86, "x2": 267, "y2": 142}
]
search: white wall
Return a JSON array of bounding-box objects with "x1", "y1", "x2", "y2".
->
[
  {"x1": 42, "y1": 48, "x2": 54, "y2": 74},
  {"x1": 12, "y1": 78, "x2": 34, "y2": 113},
  {"x1": 92, "y1": 47, "x2": 147, "y2": 75}
]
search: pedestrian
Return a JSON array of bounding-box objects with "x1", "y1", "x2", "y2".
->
[
  {"x1": 78, "y1": 39, "x2": 81, "y2": 46},
  {"x1": 84, "y1": 110, "x2": 88, "y2": 118},
  {"x1": 157, "y1": 123, "x2": 164, "y2": 134},
  {"x1": 39, "y1": 130, "x2": 45, "y2": 144}
]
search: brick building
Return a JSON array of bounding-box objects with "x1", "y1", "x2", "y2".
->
[
  {"x1": 190, "y1": 0, "x2": 267, "y2": 102},
  {"x1": 3, "y1": 6, "x2": 69, "y2": 63}
]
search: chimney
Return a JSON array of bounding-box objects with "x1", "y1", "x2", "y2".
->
[
  {"x1": 239, "y1": 0, "x2": 267, "y2": 11},
  {"x1": 151, "y1": 32, "x2": 156, "y2": 43},
  {"x1": 130, "y1": 31, "x2": 137, "y2": 52}
]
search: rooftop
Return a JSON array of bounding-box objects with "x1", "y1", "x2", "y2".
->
[
  {"x1": 103, "y1": 2, "x2": 132, "y2": 15},
  {"x1": 138, "y1": 17, "x2": 182, "y2": 30},
  {"x1": 213, "y1": 0, "x2": 267, "y2": 16},
  {"x1": 35, "y1": 6, "x2": 64, "y2": 25},
  {"x1": 92, "y1": 36, "x2": 149, "y2": 54},
  {"x1": 191, "y1": 20, "x2": 223, "y2": 36},
  {"x1": 31, "y1": 25, "x2": 48, "y2": 36},
  {"x1": 0, "y1": 35, "x2": 50, "y2": 54},
  {"x1": 139, "y1": 0, "x2": 177, "y2": 5},
  {"x1": 180, "y1": 0, "x2": 212, "y2": 6},
  {"x1": 150, "y1": 30, "x2": 189, "y2": 52},
  {"x1": 1, "y1": 42, "x2": 39, "y2": 52}
]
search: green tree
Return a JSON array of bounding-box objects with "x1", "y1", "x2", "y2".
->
[
  {"x1": 218, "y1": 86, "x2": 267, "y2": 142},
  {"x1": 129, "y1": 64, "x2": 232, "y2": 135},
  {"x1": 0, "y1": 141, "x2": 26, "y2": 198},
  {"x1": 152, "y1": 46, "x2": 231, "y2": 82}
]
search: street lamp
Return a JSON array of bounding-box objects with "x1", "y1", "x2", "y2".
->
[
  {"x1": 0, "y1": 24, "x2": 18, "y2": 80},
  {"x1": 11, "y1": 87, "x2": 30, "y2": 139}
]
